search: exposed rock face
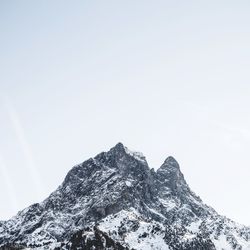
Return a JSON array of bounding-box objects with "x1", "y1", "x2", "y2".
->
[{"x1": 1, "y1": 143, "x2": 250, "y2": 249}]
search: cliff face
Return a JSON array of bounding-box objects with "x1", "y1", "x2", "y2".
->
[{"x1": 1, "y1": 143, "x2": 250, "y2": 249}]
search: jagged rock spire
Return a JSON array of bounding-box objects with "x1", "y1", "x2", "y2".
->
[
  {"x1": 163, "y1": 156, "x2": 180, "y2": 168},
  {"x1": 157, "y1": 155, "x2": 181, "y2": 176}
]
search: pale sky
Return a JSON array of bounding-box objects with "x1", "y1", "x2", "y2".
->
[{"x1": 1, "y1": 1, "x2": 250, "y2": 225}]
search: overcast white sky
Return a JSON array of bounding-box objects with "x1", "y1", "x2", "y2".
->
[{"x1": 1, "y1": 0, "x2": 250, "y2": 225}]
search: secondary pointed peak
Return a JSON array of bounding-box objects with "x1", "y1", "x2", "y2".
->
[
  {"x1": 163, "y1": 156, "x2": 179, "y2": 168},
  {"x1": 157, "y1": 156, "x2": 181, "y2": 175}
]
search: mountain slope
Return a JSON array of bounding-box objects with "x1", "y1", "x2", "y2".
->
[{"x1": 1, "y1": 143, "x2": 250, "y2": 249}]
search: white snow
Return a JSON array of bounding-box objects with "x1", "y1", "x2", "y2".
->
[
  {"x1": 186, "y1": 220, "x2": 202, "y2": 233},
  {"x1": 124, "y1": 146, "x2": 146, "y2": 163},
  {"x1": 125, "y1": 180, "x2": 132, "y2": 187},
  {"x1": 144, "y1": 204, "x2": 166, "y2": 219},
  {"x1": 183, "y1": 232, "x2": 196, "y2": 240},
  {"x1": 213, "y1": 234, "x2": 234, "y2": 250},
  {"x1": 99, "y1": 209, "x2": 169, "y2": 250},
  {"x1": 159, "y1": 198, "x2": 177, "y2": 211}
]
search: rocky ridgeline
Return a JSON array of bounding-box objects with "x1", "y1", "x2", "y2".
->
[{"x1": 1, "y1": 143, "x2": 250, "y2": 249}]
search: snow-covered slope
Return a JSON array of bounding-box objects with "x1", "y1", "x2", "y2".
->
[{"x1": 1, "y1": 142, "x2": 250, "y2": 250}]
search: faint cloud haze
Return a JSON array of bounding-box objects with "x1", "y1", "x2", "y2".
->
[
  {"x1": 0, "y1": 154, "x2": 18, "y2": 213},
  {"x1": 1, "y1": 94, "x2": 44, "y2": 197},
  {"x1": 1, "y1": 0, "x2": 250, "y2": 226}
]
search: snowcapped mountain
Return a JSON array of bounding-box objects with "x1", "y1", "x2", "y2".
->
[{"x1": 1, "y1": 142, "x2": 250, "y2": 250}]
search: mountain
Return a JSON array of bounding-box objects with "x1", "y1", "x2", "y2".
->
[{"x1": 1, "y1": 142, "x2": 250, "y2": 250}]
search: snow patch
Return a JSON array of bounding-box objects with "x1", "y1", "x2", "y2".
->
[
  {"x1": 159, "y1": 198, "x2": 177, "y2": 211},
  {"x1": 213, "y1": 234, "x2": 234, "y2": 250},
  {"x1": 124, "y1": 146, "x2": 146, "y2": 163},
  {"x1": 186, "y1": 220, "x2": 202, "y2": 233},
  {"x1": 99, "y1": 209, "x2": 169, "y2": 250},
  {"x1": 125, "y1": 180, "x2": 132, "y2": 187}
]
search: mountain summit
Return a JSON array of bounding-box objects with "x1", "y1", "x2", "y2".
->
[{"x1": 1, "y1": 143, "x2": 250, "y2": 250}]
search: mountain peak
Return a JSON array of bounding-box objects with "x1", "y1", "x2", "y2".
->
[
  {"x1": 113, "y1": 142, "x2": 125, "y2": 150},
  {"x1": 109, "y1": 142, "x2": 146, "y2": 163},
  {"x1": 1, "y1": 145, "x2": 250, "y2": 250}
]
